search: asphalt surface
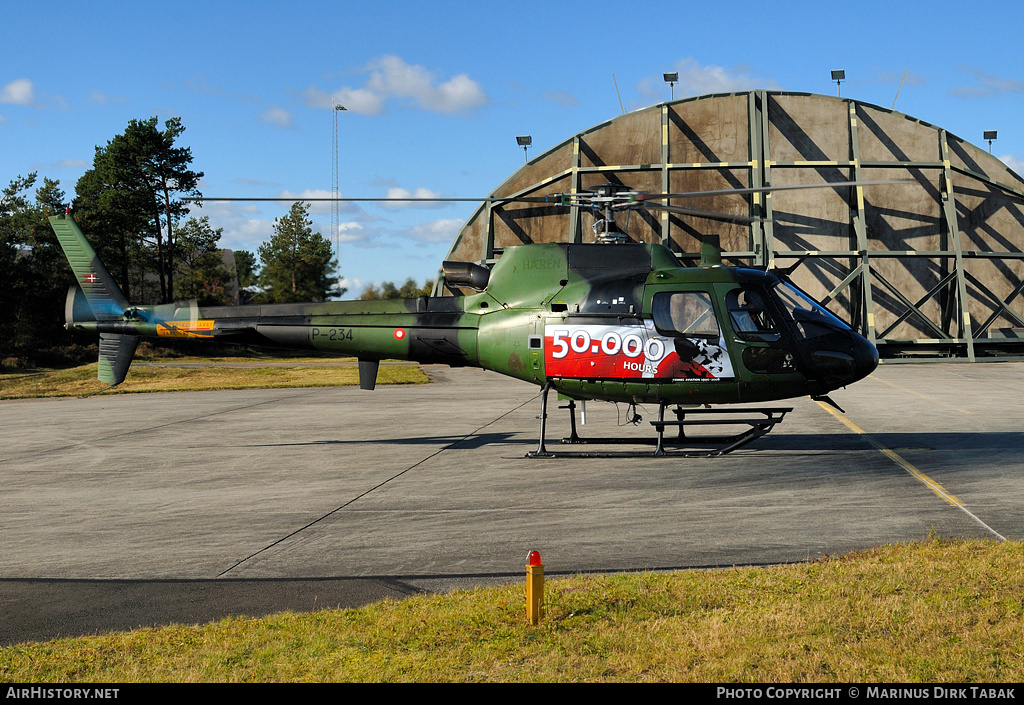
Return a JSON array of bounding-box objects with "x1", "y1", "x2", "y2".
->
[{"x1": 3, "y1": 362, "x2": 1023, "y2": 645}]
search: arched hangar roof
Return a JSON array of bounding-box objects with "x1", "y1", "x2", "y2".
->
[{"x1": 443, "y1": 90, "x2": 1024, "y2": 360}]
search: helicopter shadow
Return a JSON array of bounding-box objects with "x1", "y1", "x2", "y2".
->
[
  {"x1": 244, "y1": 431, "x2": 528, "y2": 450},
  {"x1": 748, "y1": 430, "x2": 1024, "y2": 456},
  {"x1": 244, "y1": 430, "x2": 1024, "y2": 458}
]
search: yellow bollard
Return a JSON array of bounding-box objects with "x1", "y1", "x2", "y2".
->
[{"x1": 526, "y1": 550, "x2": 544, "y2": 625}]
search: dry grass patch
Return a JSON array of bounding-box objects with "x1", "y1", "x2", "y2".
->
[
  {"x1": 0, "y1": 362, "x2": 428, "y2": 399},
  {"x1": 2, "y1": 540, "x2": 1022, "y2": 682}
]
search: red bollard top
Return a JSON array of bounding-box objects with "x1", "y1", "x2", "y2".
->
[{"x1": 527, "y1": 550, "x2": 542, "y2": 566}]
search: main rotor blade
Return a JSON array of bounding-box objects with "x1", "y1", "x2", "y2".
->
[
  {"x1": 640, "y1": 203, "x2": 767, "y2": 224},
  {"x1": 190, "y1": 179, "x2": 912, "y2": 206},
  {"x1": 640, "y1": 178, "x2": 914, "y2": 201},
  {"x1": 186, "y1": 196, "x2": 551, "y2": 204}
]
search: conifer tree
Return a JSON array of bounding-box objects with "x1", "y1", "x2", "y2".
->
[{"x1": 257, "y1": 202, "x2": 339, "y2": 303}]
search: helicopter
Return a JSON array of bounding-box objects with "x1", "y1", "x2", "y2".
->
[{"x1": 50, "y1": 180, "x2": 882, "y2": 457}]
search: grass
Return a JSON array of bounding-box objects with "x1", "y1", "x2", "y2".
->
[
  {"x1": 0, "y1": 360, "x2": 429, "y2": 399},
  {"x1": 2, "y1": 540, "x2": 1022, "y2": 682}
]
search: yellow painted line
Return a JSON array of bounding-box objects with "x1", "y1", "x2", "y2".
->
[
  {"x1": 868, "y1": 375, "x2": 973, "y2": 415},
  {"x1": 816, "y1": 401, "x2": 960, "y2": 505},
  {"x1": 815, "y1": 401, "x2": 1005, "y2": 541}
]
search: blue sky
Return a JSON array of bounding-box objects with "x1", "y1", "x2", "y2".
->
[{"x1": 3, "y1": 0, "x2": 1022, "y2": 294}]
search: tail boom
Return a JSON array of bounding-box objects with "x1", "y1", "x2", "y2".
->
[{"x1": 50, "y1": 215, "x2": 480, "y2": 388}]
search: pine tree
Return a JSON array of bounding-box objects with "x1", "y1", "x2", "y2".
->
[
  {"x1": 73, "y1": 116, "x2": 203, "y2": 303},
  {"x1": 174, "y1": 216, "x2": 233, "y2": 306},
  {"x1": 0, "y1": 174, "x2": 72, "y2": 357},
  {"x1": 257, "y1": 202, "x2": 339, "y2": 303}
]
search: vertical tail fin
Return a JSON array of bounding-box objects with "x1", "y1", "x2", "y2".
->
[
  {"x1": 49, "y1": 215, "x2": 130, "y2": 320},
  {"x1": 50, "y1": 215, "x2": 138, "y2": 387}
]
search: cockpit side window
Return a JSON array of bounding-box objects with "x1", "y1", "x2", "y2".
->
[
  {"x1": 726, "y1": 288, "x2": 780, "y2": 342},
  {"x1": 652, "y1": 291, "x2": 720, "y2": 339}
]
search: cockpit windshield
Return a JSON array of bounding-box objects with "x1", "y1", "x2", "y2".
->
[{"x1": 774, "y1": 282, "x2": 851, "y2": 338}]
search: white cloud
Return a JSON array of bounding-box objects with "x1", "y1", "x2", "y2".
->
[
  {"x1": 1, "y1": 78, "x2": 34, "y2": 105},
  {"x1": 951, "y1": 67, "x2": 1024, "y2": 99},
  {"x1": 88, "y1": 90, "x2": 125, "y2": 104},
  {"x1": 42, "y1": 158, "x2": 89, "y2": 171},
  {"x1": 336, "y1": 221, "x2": 376, "y2": 244},
  {"x1": 399, "y1": 218, "x2": 463, "y2": 244},
  {"x1": 200, "y1": 201, "x2": 293, "y2": 255},
  {"x1": 540, "y1": 89, "x2": 579, "y2": 107},
  {"x1": 304, "y1": 55, "x2": 489, "y2": 116},
  {"x1": 277, "y1": 188, "x2": 354, "y2": 216},
  {"x1": 1000, "y1": 154, "x2": 1024, "y2": 178},
  {"x1": 208, "y1": 210, "x2": 275, "y2": 254},
  {"x1": 380, "y1": 186, "x2": 449, "y2": 210},
  {"x1": 260, "y1": 107, "x2": 293, "y2": 129},
  {"x1": 303, "y1": 85, "x2": 385, "y2": 115},
  {"x1": 418, "y1": 72, "x2": 488, "y2": 113},
  {"x1": 640, "y1": 59, "x2": 779, "y2": 100},
  {"x1": 869, "y1": 69, "x2": 926, "y2": 87},
  {"x1": 338, "y1": 277, "x2": 367, "y2": 295}
]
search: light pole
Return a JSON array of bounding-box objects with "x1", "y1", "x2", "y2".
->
[
  {"x1": 664, "y1": 72, "x2": 678, "y2": 101},
  {"x1": 984, "y1": 130, "x2": 998, "y2": 154},
  {"x1": 332, "y1": 102, "x2": 346, "y2": 271},
  {"x1": 517, "y1": 135, "x2": 532, "y2": 164},
  {"x1": 831, "y1": 70, "x2": 845, "y2": 97}
]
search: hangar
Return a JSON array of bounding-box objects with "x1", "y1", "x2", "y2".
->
[{"x1": 440, "y1": 90, "x2": 1024, "y2": 361}]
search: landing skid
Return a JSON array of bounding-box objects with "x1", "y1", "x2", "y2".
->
[{"x1": 526, "y1": 383, "x2": 791, "y2": 458}]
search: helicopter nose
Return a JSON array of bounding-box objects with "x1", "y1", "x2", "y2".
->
[
  {"x1": 846, "y1": 332, "x2": 879, "y2": 385},
  {"x1": 810, "y1": 332, "x2": 878, "y2": 389}
]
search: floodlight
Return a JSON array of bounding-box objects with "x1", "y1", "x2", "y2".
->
[
  {"x1": 831, "y1": 69, "x2": 846, "y2": 97},
  {"x1": 517, "y1": 135, "x2": 532, "y2": 163},
  {"x1": 664, "y1": 72, "x2": 678, "y2": 100}
]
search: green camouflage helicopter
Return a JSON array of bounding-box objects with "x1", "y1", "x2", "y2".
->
[{"x1": 51, "y1": 181, "x2": 881, "y2": 457}]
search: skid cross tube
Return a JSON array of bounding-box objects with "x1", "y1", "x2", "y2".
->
[
  {"x1": 650, "y1": 405, "x2": 792, "y2": 456},
  {"x1": 526, "y1": 393, "x2": 791, "y2": 458}
]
